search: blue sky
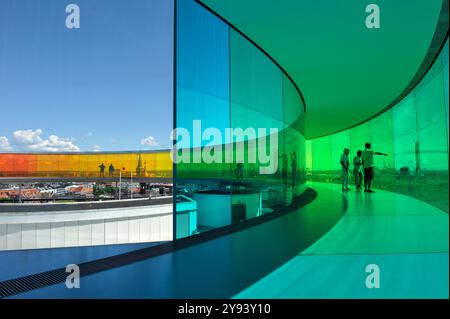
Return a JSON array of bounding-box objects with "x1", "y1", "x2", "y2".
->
[{"x1": 0, "y1": 0, "x2": 173, "y2": 153}]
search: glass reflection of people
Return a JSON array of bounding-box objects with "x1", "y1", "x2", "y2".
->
[
  {"x1": 291, "y1": 151, "x2": 297, "y2": 195},
  {"x1": 108, "y1": 164, "x2": 115, "y2": 177},
  {"x1": 361, "y1": 142, "x2": 388, "y2": 193},
  {"x1": 353, "y1": 150, "x2": 363, "y2": 191},
  {"x1": 236, "y1": 162, "x2": 244, "y2": 180},
  {"x1": 99, "y1": 163, "x2": 105, "y2": 177},
  {"x1": 340, "y1": 148, "x2": 350, "y2": 191}
]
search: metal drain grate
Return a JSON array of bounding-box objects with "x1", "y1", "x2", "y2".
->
[{"x1": 0, "y1": 242, "x2": 175, "y2": 298}]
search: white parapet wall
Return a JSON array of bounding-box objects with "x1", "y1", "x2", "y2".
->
[{"x1": 0, "y1": 200, "x2": 173, "y2": 251}]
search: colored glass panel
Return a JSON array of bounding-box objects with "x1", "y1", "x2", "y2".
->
[
  {"x1": 0, "y1": 152, "x2": 173, "y2": 178},
  {"x1": 176, "y1": 0, "x2": 231, "y2": 180},
  {"x1": 175, "y1": 0, "x2": 306, "y2": 239},
  {"x1": 307, "y1": 39, "x2": 449, "y2": 212}
]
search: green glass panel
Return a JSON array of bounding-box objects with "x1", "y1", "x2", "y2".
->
[
  {"x1": 283, "y1": 75, "x2": 306, "y2": 202},
  {"x1": 230, "y1": 30, "x2": 284, "y2": 129},
  {"x1": 442, "y1": 39, "x2": 449, "y2": 206},
  {"x1": 349, "y1": 121, "x2": 371, "y2": 156},
  {"x1": 310, "y1": 136, "x2": 332, "y2": 172},
  {"x1": 393, "y1": 95, "x2": 418, "y2": 172},
  {"x1": 330, "y1": 130, "x2": 350, "y2": 171},
  {"x1": 415, "y1": 56, "x2": 448, "y2": 171},
  {"x1": 443, "y1": 40, "x2": 449, "y2": 150},
  {"x1": 230, "y1": 29, "x2": 286, "y2": 214},
  {"x1": 230, "y1": 29, "x2": 284, "y2": 183},
  {"x1": 305, "y1": 140, "x2": 312, "y2": 171},
  {"x1": 370, "y1": 110, "x2": 395, "y2": 171},
  {"x1": 283, "y1": 75, "x2": 304, "y2": 133}
]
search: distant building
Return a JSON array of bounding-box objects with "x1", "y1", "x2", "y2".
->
[{"x1": 0, "y1": 188, "x2": 41, "y2": 199}]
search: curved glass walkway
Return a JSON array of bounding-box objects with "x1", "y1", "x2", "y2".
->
[
  {"x1": 4, "y1": 183, "x2": 448, "y2": 298},
  {"x1": 235, "y1": 182, "x2": 449, "y2": 298},
  {"x1": 5, "y1": 186, "x2": 343, "y2": 298}
]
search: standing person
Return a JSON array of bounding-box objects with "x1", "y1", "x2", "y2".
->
[
  {"x1": 353, "y1": 150, "x2": 363, "y2": 191},
  {"x1": 340, "y1": 148, "x2": 350, "y2": 191},
  {"x1": 99, "y1": 163, "x2": 105, "y2": 177},
  {"x1": 291, "y1": 151, "x2": 297, "y2": 195},
  {"x1": 108, "y1": 164, "x2": 115, "y2": 177},
  {"x1": 361, "y1": 142, "x2": 388, "y2": 193},
  {"x1": 236, "y1": 162, "x2": 244, "y2": 180}
]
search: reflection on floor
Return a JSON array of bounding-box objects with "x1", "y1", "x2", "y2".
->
[
  {"x1": 308, "y1": 174, "x2": 449, "y2": 213},
  {"x1": 0, "y1": 241, "x2": 163, "y2": 282},
  {"x1": 5, "y1": 183, "x2": 448, "y2": 298},
  {"x1": 234, "y1": 182, "x2": 449, "y2": 298},
  {"x1": 9, "y1": 187, "x2": 343, "y2": 298}
]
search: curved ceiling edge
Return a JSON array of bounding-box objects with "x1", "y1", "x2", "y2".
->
[
  {"x1": 192, "y1": 0, "x2": 307, "y2": 113},
  {"x1": 308, "y1": 0, "x2": 449, "y2": 140}
]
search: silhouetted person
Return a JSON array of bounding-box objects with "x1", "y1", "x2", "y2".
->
[
  {"x1": 99, "y1": 163, "x2": 105, "y2": 177},
  {"x1": 108, "y1": 164, "x2": 115, "y2": 177},
  {"x1": 361, "y1": 142, "x2": 388, "y2": 193},
  {"x1": 282, "y1": 155, "x2": 288, "y2": 185},
  {"x1": 340, "y1": 148, "x2": 350, "y2": 191},
  {"x1": 291, "y1": 151, "x2": 297, "y2": 193},
  {"x1": 236, "y1": 162, "x2": 244, "y2": 180},
  {"x1": 353, "y1": 150, "x2": 363, "y2": 191}
]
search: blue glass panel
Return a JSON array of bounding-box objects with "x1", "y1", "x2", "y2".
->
[{"x1": 176, "y1": 0, "x2": 230, "y2": 148}]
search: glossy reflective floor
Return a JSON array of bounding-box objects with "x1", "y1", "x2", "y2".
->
[
  {"x1": 4, "y1": 183, "x2": 448, "y2": 298},
  {"x1": 0, "y1": 242, "x2": 162, "y2": 282},
  {"x1": 235, "y1": 182, "x2": 449, "y2": 298},
  {"x1": 6, "y1": 186, "x2": 344, "y2": 298}
]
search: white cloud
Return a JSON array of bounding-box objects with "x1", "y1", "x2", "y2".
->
[
  {"x1": 140, "y1": 136, "x2": 158, "y2": 147},
  {"x1": 0, "y1": 136, "x2": 12, "y2": 151},
  {"x1": 13, "y1": 129, "x2": 43, "y2": 145},
  {"x1": 12, "y1": 129, "x2": 80, "y2": 152},
  {"x1": 92, "y1": 145, "x2": 101, "y2": 152}
]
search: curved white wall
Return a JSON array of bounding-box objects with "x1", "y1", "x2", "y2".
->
[{"x1": 0, "y1": 202, "x2": 172, "y2": 251}]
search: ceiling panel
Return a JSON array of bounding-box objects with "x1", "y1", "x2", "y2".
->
[{"x1": 198, "y1": 0, "x2": 445, "y2": 138}]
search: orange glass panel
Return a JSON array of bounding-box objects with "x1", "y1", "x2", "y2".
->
[{"x1": 0, "y1": 151, "x2": 172, "y2": 178}]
